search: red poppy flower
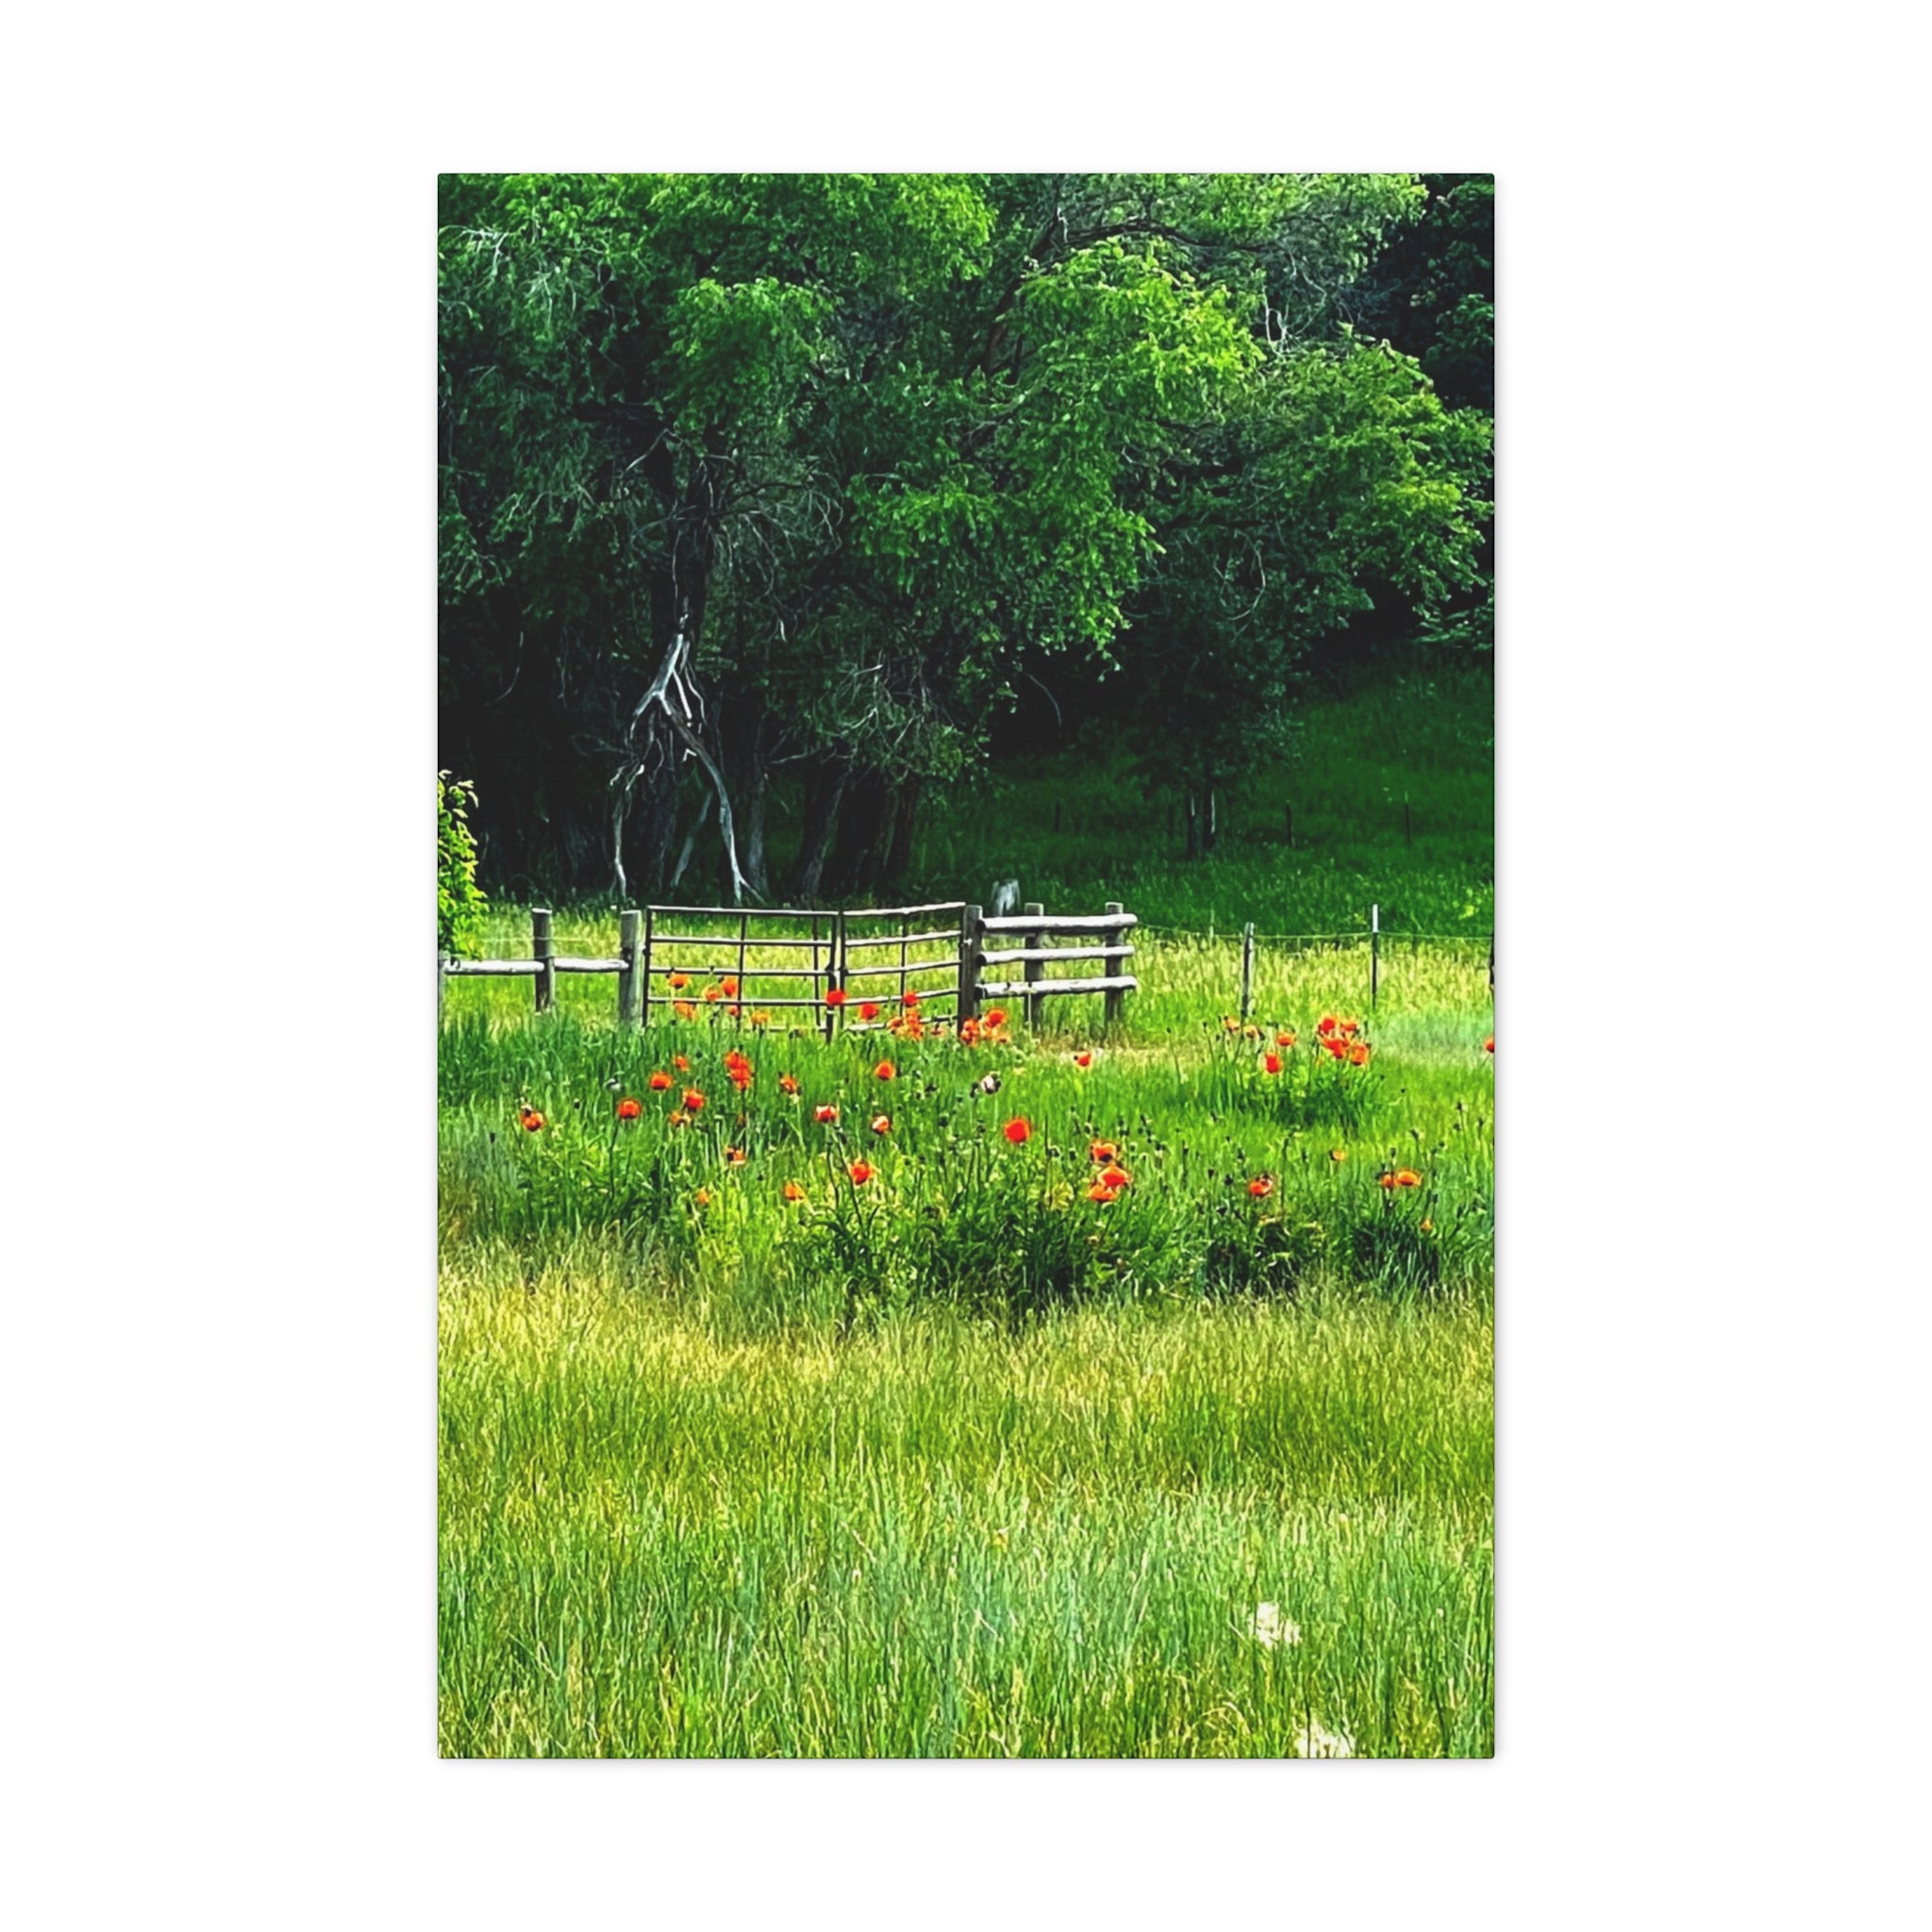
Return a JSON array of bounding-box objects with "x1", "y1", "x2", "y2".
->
[
  {"x1": 1090, "y1": 1141, "x2": 1118, "y2": 1163},
  {"x1": 874, "y1": 1059, "x2": 896, "y2": 1081},
  {"x1": 667, "y1": 974, "x2": 689, "y2": 991},
  {"x1": 824, "y1": 988, "x2": 848, "y2": 1008},
  {"x1": 724, "y1": 1146, "x2": 747, "y2": 1167},
  {"x1": 667, "y1": 1110, "x2": 689, "y2": 1129},
  {"x1": 750, "y1": 1010, "x2": 771, "y2": 1029},
  {"x1": 674, "y1": 1056, "x2": 690, "y2": 1073},
  {"x1": 1248, "y1": 1176, "x2": 1274, "y2": 1199},
  {"x1": 1340, "y1": 1019, "x2": 1360, "y2": 1040},
  {"x1": 902, "y1": 989, "x2": 920, "y2": 1008},
  {"x1": 779, "y1": 1074, "x2": 801, "y2": 1095},
  {"x1": 871, "y1": 1114, "x2": 891, "y2": 1136},
  {"x1": 692, "y1": 1188, "x2": 712, "y2": 1208},
  {"x1": 681, "y1": 1089, "x2": 706, "y2": 1113},
  {"x1": 728, "y1": 1066, "x2": 753, "y2": 1091},
  {"x1": 814, "y1": 1104, "x2": 839, "y2": 1124},
  {"x1": 859, "y1": 1001, "x2": 881, "y2": 1022},
  {"x1": 673, "y1": 1001, "x2": 696, "y2": 1021},
  {"x1": 702, "y1": 986, "x2": 722, "y2": 1004},
  {"x1": 1323, "y1": 1037, "x2": 1349, "y2": 1060},
  {"x1": 984, "y1": 1008, "x2": 1008, "y2": 1027},
  {"x1": 959, "y1": 1018, "x2": 982, "y2": 1045},
  {"x1": 1074, "y1": 1051, "x2": 1093, "y2": 1069},
  {"x1": 1317, "y1": 1015, "x2": 1339, "y2": 1038},
  {"x1": 1098, "y1": 1164, "x2": 1130, "y2": 1190},
  {"x1": 1262, "y1": 1052, "x2": 1283, "y2": 1075},
  {"x1": 848, "y1": 1159, "x2": 874, "y2": 1186},
  {"x1": 520, "y1": 1109, "x2": 544, "y2": 1132},
  {"x1": 1003, "y1": 1118, "x2": 1032, "y2": 1145},
  {"x1": 648, "y1": 1071, "x2": 673, "y2": 1091},
  {"x1": 1394, "y1": 1169, "x2": 1422, "y2": 1188},
  {"x1": 616, "y1": 1097, "x2": 642, "y2": 1121},
  {"x1": 720, "y1": 977, "x2": 739, "y2": 998},
  {"x1": 1275, "y1": 1031, "x2": 1296, "y2": 1048},
  {"x1": 783, "y1": 1180, "x2": 807, "y2": 1203},
  {"x1": 1086, "y1": 1182, "x2": 1120, "y2": 1204},
  {"x1": 1378, "y1": 1172, "x2": 1398, "y2": 1191},
  {"x1": 1347, "y1": 1041, "x2": 1371, "y2": 1066},
  {"x1": 1484, "y1": 1036, "x2": 1495, "y2": 1054}
]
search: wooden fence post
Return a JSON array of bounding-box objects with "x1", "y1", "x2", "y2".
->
[
  {"x1": 1024, "y1": 902, "x2": 1046, "y2": 1030},
  {"x1": 958, "y1": 904, "x2": 982, "y2": 1023},
  {"x1": 617, "y1": 908, "x2": 641, "y2": 1028},
  {"x1": 736, "y1": 910, "x2": 749, "y2": 1030},
  {"x1": 825, "y1": 910, "x2": 845, "y2": 1041},
  {"x1": 1241, "y1": 922, "x2": 1256, "y2": 1021},
  {"x1": 640, "y1": 907, "x2": 655, "y2": 1027},
  {"x1": 1370, "y1": 903, "x2": 1379, "y2": 1011},
  {"x1": 1104, "y1": 902, "x2": 1128, "y2": 1030},
  {"x1": 532, "y1": 908, "x2": 555, "y2": 1013}
]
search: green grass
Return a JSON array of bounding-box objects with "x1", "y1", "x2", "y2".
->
[
  {"x1": 439, "y1": 666, "x2": 1494, "y2": 1757},
  {"x1": 440, "y1": 1270, "x2": 1492, "y2": 1757}
]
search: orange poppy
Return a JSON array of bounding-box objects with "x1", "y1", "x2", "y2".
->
[
  {"x1": 720, "y1": 977, "x2": 739, "y2": 998},
  {"x1": 848, "y1": 1159, "x2": 874, "y2": 1186},
  {"x1": 728, "y1": 1065, "x2": 753, "y2": 1091},
  {"x1": 1074, "y1": 1051, "x2": 1093, "y2": 1069},
  {"x1": 681, "y1": 1089, "x2": 706, "y2": 1113},
  {"x1": 1098, "y1": 1164, "x2": 1130, "y2": 1190},
  {"x1": 1378, "y1": 1173, "x2": 1398, "y2": 1191},
  {"x1": 959, "y1": 1018, "x2": 983, "y2": 1045},
  {"x1": 984, "y1": 1008, "x2": 1008, "y2": 1027},
  {"x1": 1003, "y1": 1118, "x2": 1032, "y2": 1145},
  {"x1": 667, "y1": 973, "x2": 689, "y2": 991},
  {"x1": 859, "y1": 1001, "x2": 881, "y2": 1022},
  {"x1": 1091, "y1": 1141, "x2": 1118, "y2": 1163},
  {"x1": 783, "y1": 1180, "x2": 808, "y2": 1203},
  {"x1": 824, "y1": 988, "x2": 848, "y2": 1008},
  {"x1": 1394, "y1": 1169, "x2": 1422, "y2": 1188},
  {"x1": 1086, "y1": 1182, "x2": 1120, "y2": 1204},
  {"x1": 814, "y1": 1104, "x2": 839, "y2": 1124},
  {"x1": 667, "y1": 1110, "x2": 689, "y2": 1129},
  {"x1": 648, "y1": 1071, "x2": 673, "y2": 1091},
  {"x1": 616, "y1": 1097, "x2": 642, "y2": 1121},
  {"x1": 874, "y1": 1059, "x2": 896, "y2": 1081},
  {"x1": 1317, "y1": 1015, "x2": 1339, "y2": 1038},
  {"x1": 1248, "y1": 1176, "x2": 1274, "y2": 1199},
  {"x1": 871, "y1": 1114, "x2": 891, "y2": 1136},
  {"x1": 693, "y1": 1188, "x2": 711, "y2": 1208},
  {"x1": 751, "y1": 1010, "x2": 771, "y2": 1029},
  {"x1": 724, "y1": 1146, "x2": 747, "y2": 1167},
  {"x1": 673, "y1": 1001, "x2": 696, "y2": 1021},
  {"x1": 1484, "y1": 1036, "x2": 1495, "y2": 1054},
  {"x1": 674, "y1": 1056, "x2": 690, "y2": 1072},
  {"x1": 520, "y1": 1109, "x2": 544, "y2": 1132},
  {"x1": 779, "y1": 1074, "x2": 801, "y2": 1095},
  {"x1": 1340, "y1": 1019, "x2": 1360, "y2": 1040},
  {"x1": 1275, "y1": 1031, "x2": 1295, "y2": 1048},
  {"x1": 1323, "y1": 1037, "x2": 1349, "y2": 1060},
  {"x1": 1262, "y1": 1052, "x2": 1283, "y2": 1075},
  {"x1": 1329, "y1": 1148, "x2": 1346, "y2": 1163},
  {"x1": 902, "y1": 990, "x2": 920, "y2": 1008},
  {"x1": 1347, "y1": 1041, "x2": 1371, "y2": 1066},
  {"x1": 702, "y1": 986, "x2": 722, "y2": 1004}
]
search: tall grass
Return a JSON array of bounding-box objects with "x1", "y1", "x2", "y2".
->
[{"x1": 440, "y1": 1264, "x2": 1492, "y2": 1757}]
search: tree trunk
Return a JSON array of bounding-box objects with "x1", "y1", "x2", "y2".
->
[
  {"x1": 880, "y1": 777, "x2": 922, "y2": 891},
  {"x1": 788, "y1": 761, "x2": 848, "y2": 901},
  {"x1": 826, "y1": 770, "x2": 890, "y2": 898},
  {"x1": 741, "y1": 754, "x2": 771, "y2": 898}
]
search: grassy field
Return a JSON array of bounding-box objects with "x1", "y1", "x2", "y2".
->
[{"x1": 440, "y1": 666, "x2": 1493, "y2": 1757}]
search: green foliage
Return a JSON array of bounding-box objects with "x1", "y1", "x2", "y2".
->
[{"x1": 437, "y1": 773, "x2": 489, "y2": 959}]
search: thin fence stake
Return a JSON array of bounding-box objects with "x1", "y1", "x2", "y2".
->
[
  {"x1": 898, "y1": 914, "x2": 909, "y2": 1008},
  {"x1": 532, "y1": 908, "x2": 555, "y2": 1013},
  {"x1": 1024, "y1": 901, "x2": 1045, "y2": 1031},
  {"x1": 618, "y1": 908, "x2": 641, "y2": 1028},
  {"x1": 1104, "y1": 902, "x2": 1127, "y2": 1030},
  {"x1": 1370, "y1": 903, "x2": 1379, "y2": 1011},
  {"x1": 736, "y1": 911, "x2": 749, "y2": 1029},
  {"x1": 958, "y1": 905, "x2": 982, "y2": 1023},
  {"x1": 1240, "y1": 922, "x2": 1256, "y2": 1021}
]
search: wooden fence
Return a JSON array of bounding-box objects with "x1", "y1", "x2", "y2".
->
[{"x1": 440, "y1": 899, "x2": 1140, "y2": 1030}]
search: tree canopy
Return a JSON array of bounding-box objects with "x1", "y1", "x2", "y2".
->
[{"x1": 439, "y1": 173, "x2": 1493, "y2": 899}]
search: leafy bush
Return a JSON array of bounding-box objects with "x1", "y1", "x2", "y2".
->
[{"x1": 438, "y1": 773, "x2": 489, "y2": 959}]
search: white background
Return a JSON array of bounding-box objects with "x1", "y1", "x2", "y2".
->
[{"x1": 4, "y1": 5, "x2": 1925, "y2": 1925}]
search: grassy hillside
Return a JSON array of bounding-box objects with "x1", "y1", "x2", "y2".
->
[{"x1": 901, "y1": 661, "x2": 1493, "y2": 935}]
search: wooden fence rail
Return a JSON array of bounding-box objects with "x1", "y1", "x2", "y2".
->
[{"x1": 441, "y1": 898, "x2": 1141, "y2": 1032}]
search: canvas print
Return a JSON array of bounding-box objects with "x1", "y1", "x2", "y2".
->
[{"x1": 437, "y1": 173, "x2": 1494, "y2": 1757}]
